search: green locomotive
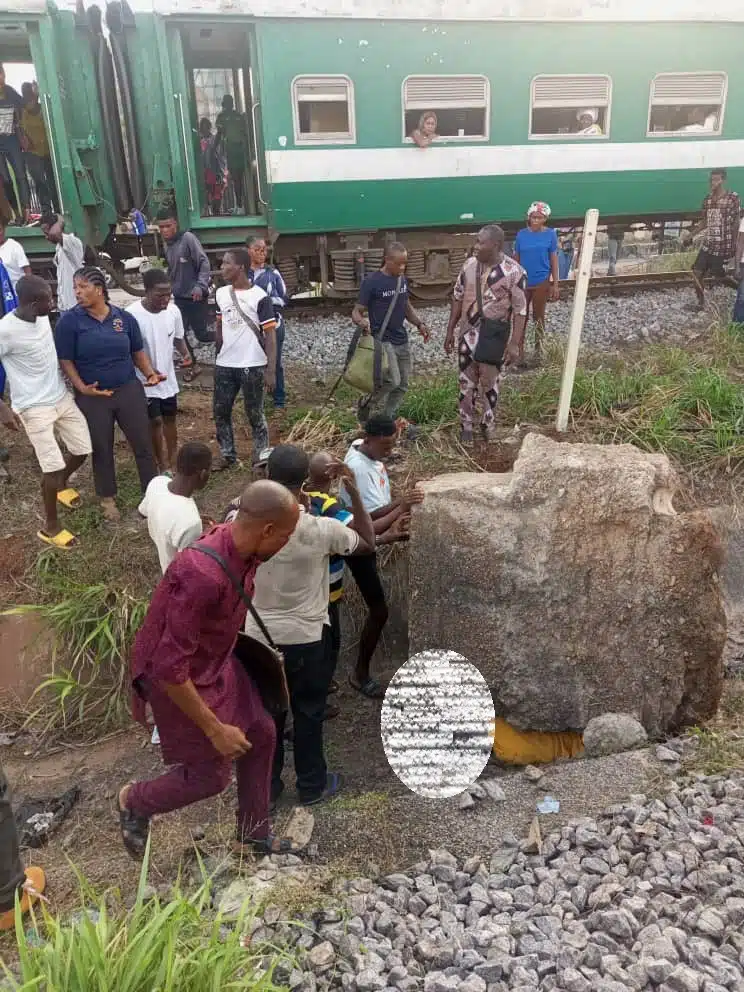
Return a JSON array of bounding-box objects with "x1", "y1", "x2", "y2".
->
[{"x1": 2, "y1": 0, "x2": 743, "y2": 296}]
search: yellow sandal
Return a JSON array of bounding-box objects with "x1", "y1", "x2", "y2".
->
[
  {"x1": 37, "y1": 529, "x2": 78, "y2": 549},
  {"x1": 0, "y1": 866, "x2": 47, "y2": 931},
  {"x1": 56, "y1": 488, "x2": 81, "y2": 509}
]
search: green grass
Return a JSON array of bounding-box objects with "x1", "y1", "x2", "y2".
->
[
  {"x1": 1, "y1": 843, "x2": 286, "y2": 992},
  {"x1": 2, "y1": 552, "x2": 149, "y2": 735}
]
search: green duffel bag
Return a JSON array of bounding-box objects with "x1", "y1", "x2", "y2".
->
[{"x1": 343, "y1": 333, "x2": 389, "y2": 393}]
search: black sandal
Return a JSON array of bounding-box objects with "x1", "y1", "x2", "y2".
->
[
  {"x1": 117, "y1": 795, "x2": 150, "y2": 860},
  {"x1": 233, "y1": 833, "x2": 306, "y2": 856},
  {"x1": 349, "y1": 676, "x2": 385, "y2": 699}
]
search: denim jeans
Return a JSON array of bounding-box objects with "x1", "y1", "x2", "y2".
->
[
  {"x1": 360, "y1": 340, "x2": 411, "y2": 422},
  {"x1": 734, "y1": 273, "x2": 744, "y2": 324},
  {"x1": 213, "y1": 364, "x2": 269, "y2": 464},
  {"x1": 0, "y1": 763, "x2": 25, "y2": 913},
  {"x1": 272, "y1": 317, "x2": 286, "y2": 408}
]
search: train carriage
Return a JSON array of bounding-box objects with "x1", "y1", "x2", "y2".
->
[{"x1": 2, "y1": 0, "x2": 744, "y2": 296}]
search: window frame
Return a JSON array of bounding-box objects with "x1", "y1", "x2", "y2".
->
[
  {"x1": 291, "y1": 73, "x2": 356, "y2": 146},
  {"x1": 528, "y1": 73, "x2": 612, "y2": 141},
  {"x1": 646, "y1": 71, "x2": 727, "y2": 138},
  {"x1": 401, "y1": 73, "x2": 491, "y2": 143}
]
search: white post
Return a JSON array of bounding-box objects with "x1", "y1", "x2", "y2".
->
[{"x1": 555, "y1": 208, "x2": 599, "y2": 433}]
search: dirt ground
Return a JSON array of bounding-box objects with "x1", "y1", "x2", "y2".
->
[{"x1": 0, "y1": 364, "x2": 737, "y2": 940}]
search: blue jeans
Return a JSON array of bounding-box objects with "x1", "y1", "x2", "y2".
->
[
  {"x1": 735, "y1": 274, "x2": 744, "y2": 324},
  {"x1": 558, "y1": 250, "x2": 572, "y2": 280},
  {"x1": 272, "y1": 318, "x2": 286, "y2": 408}
]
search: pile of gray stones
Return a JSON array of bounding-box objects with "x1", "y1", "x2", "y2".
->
[{"x1": 231, "y1": 758, "x2": 744, "y2": 991}]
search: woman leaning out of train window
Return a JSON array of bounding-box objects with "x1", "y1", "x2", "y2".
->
[
  {"x1": 513, "y1": 202, "x2": 559, "y2": 362},
  {"x1": 54, "y1": 267, "x2": 166, "y2": 522},
  {"x1": 411, "y1": 111, "x2": 438, "y2": 148}
]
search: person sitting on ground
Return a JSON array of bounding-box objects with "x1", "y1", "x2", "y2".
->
[
  {"x1": 119, "y1": 480, "x2": 301, "y2": 860},
  {"x1": 242, "y1": 445, "x2": 375, "y2": 808},
  {"x1": 40, "y1": 212, "x2": 85, "y2": 316},
  {"x1": 307, "y1": 449, "x2": 412, "y2": 718},
  {"x1": 340, "y1": 415, "x2": 424, "y2": 699},
  {"x1": 128, "y1": 268, "x2": 192, "y2": 474},
  {"x1": 55, "y1": 266, "x2": 165, "y2": 522},
  {"x1": 411, "y1": 111, "x2": 439, "y2": 148},
  {"x1": 513, "y1": 202, "x2": 559, "y2": 362},
  {"x1": 0, "y1": 761, "x2": 46, "y2": 932},
  {"x1": 0, "y1": 275, "x2": 92, "y2": 547},
  {"x1": 138, "y1": 440, "x2": 213, "y2": 575}
]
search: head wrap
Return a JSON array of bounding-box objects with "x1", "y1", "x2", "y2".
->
[
  {"x1": 527, "y1": 201, "x2": 551, "y2": 219},
  {"x1": 577, "y1": 108, "x2": 598, "y2": 123}
]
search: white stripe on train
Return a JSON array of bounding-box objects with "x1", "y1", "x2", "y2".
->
[{"x1": 266, "y1": 139, "x2": 744, "y2": 185}]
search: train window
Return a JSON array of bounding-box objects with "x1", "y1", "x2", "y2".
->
[
  {"x1": 292, "y1": 75, "x2": 355, "y2": 144},
  {"x1": 529, "y1": 75, "x2": 611, "y2": 139},
  {"x1": 402, "y1": 76, "x2": 489, "y2": 141},
  {"x1": 647, "y1": 73, "x2": 727, "y2": 136}
]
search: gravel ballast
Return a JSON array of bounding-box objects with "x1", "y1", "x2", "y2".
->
[
  {"x1": 241, "y1": 768, "x2": 744, "y2": 992},
  {"x1": 189, "y1": 286, "x2": 737, "y2": 376}
]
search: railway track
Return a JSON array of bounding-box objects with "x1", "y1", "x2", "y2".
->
[{"x1": 284, "y1": 269, "x2": 703, "y2": 317}]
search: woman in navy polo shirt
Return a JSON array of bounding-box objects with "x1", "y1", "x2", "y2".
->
[
  {"x1": 513, "y1": 201, "x2": 560, "y2": 362},
  {"x1": 55, "y1": 267, "x2": 165, "y2": 522}
]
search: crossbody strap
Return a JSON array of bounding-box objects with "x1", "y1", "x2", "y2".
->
[
  {"x1": 190, "y1": 544, "x2": 278, "y2": 651},
  {"x1": 377, "y1": 274, "x2": 403, "y2": 341},
  {"x1": 228, "y1": 286, "x2": 265, "y2": 347}
]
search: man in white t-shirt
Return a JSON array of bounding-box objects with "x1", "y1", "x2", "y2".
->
[
  {"x1": 0, "y1": 221, "x2": 30, "y2": 289},
  {"x1": 213, "y1": 248, "x2": 277, "y2": 471},
  {"x1": 128, "y1": 268, "x2": 192, "y2": 474},
  {"x1": 340, "y1": 415, "x2": 424, "y2": 699},
  {"x1": 239, "y1": 445, "x2": 374, "y2": 807},
  {"x1": 734, "y1": 217, "x2": 744, "y2": 325},
  {"x1": 40, "y1": 213, "x2": 85, "y2": 313},
  {"x1": 0, "y1": 275, "x2": 91, "y2": 547},
  {"x1": 138, "y1": 440, "x2": 212, "y2": 574}
]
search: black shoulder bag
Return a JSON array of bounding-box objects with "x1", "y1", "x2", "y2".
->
[
  {"x1": 190, "y1": 544, "x2": 289, "y2": 716},
  {"x1": 472, "y1": 264, "x2": 511, "y2": 367}
]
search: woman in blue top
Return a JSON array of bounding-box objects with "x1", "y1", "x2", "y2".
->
[
  {"x1": 247, "y1": 236, "x2": 288, "y2": 408},
  {"x1": 513, "y1": 201, "x2": 560, "y2": 361},
  {"x1": 55, "y1": 267, "x2": 165, "y2": 522}
]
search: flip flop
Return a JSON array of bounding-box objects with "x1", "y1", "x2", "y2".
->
[
  {"x1": 0, "y1": 867, "x2": 47, "y2": 932},
  {"x1": 56, "y1": 488, "x2": 81, "y2": 509},
  {"x1": 37, "y1": 529, "x2": 77, "y2": 549},
  {"x1": 349, "y1": 676, "x2": 386, "y2": 699}
]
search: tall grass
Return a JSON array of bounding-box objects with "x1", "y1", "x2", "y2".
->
[
  {"x1": 2, "y1": 552, "x2": 148, "y2": 734},
  {"x1": 2, "y1": 843, "x2": 285, "y2": 992}
]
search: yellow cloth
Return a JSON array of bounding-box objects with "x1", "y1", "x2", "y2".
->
[
  {"x1": 492, "y1": 717, "x2": 584, "y2": 766},
  {"x1": 21, "y1": 108, "x2": 49, "y2": 157}
]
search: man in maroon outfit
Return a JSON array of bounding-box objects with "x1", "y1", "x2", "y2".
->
[{"x1": 117, "y1": 479, "x2": 301, "y2": 857}]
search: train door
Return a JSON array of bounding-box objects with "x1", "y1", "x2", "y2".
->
[{"x1": 165, "y1": 20, "x2": 264, "y2": 227}]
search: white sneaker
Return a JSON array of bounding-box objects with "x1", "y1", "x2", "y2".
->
[{"x1": 151, "y1": 726, "x2": 161, "y2": 746}]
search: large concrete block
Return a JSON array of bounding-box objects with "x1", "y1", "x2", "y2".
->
[{"x1": 409, "y1": 433, "x2": 726, "y2": 735}]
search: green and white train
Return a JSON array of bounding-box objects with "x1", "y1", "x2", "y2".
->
[{"x1": 2, "y1": 0, "x2": 743, "y2": 296}]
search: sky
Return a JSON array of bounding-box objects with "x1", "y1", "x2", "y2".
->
[{"x1": 2, "y1": 62, "x2": 36, "y2": 92}]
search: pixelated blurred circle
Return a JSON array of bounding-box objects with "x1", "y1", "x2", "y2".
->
[{"x1": 380, "y1": 649, "x2": 496, "y2": 798}]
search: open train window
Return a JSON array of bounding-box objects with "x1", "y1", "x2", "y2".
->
[
  {"x1": 292, "y1": 75, "x2": 355, "y2": 145},
  {"x1": 402, "y1": 75, "x2": 489, "y2": 141},
  {"x1": 529, "y1": 75, "x2": 611, "y2": 139},
  {"x1": 647, "y1": 73, "x2": 727, "y2": 137}
]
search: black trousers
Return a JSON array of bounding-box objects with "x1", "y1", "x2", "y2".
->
[
  {"x1": 174, "y1": 298, "x2": 214, "y2": 361},
  {"x1": 75, "y1": 378, "x2": 157, "y2": 499},
  {"x1": 345, "y1": 552, "x2": 387, "y2": 613},
  {"x1": 0, "y1": 763, "x2": 25, "y2": 913},
  {"x1": 25, "y1": 152, "x2": 56, "y2": 214},
  {"x1": 272, "y1": 631, "x2": 335, "y2": 801}
]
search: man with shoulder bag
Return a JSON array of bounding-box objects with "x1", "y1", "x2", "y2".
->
[
  {"x1": 213, "y1": 248, "x2": 278, "y2": 470},
  {"x1": 351, "y1": 242, "x2": 431, "y2": 424},
  {"x1": 444, "y1": 225, "x2": 528, "y2": 445}
]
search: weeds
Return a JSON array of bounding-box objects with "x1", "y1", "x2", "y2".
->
[
  {"x1": 3, "y1": 552, "x2": 148, "y2": 735},
  {"x1": 2, "y1": 841, "x2": 286, "y2": 992}
]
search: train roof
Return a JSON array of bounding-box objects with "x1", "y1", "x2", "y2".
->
[{"x1": 10, "y1": 0, "x2": 744, "y2": 20}]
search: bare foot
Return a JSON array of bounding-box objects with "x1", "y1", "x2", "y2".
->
[{"x1": 100, "y1": 498, "x2": 121, "y2": 522}]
